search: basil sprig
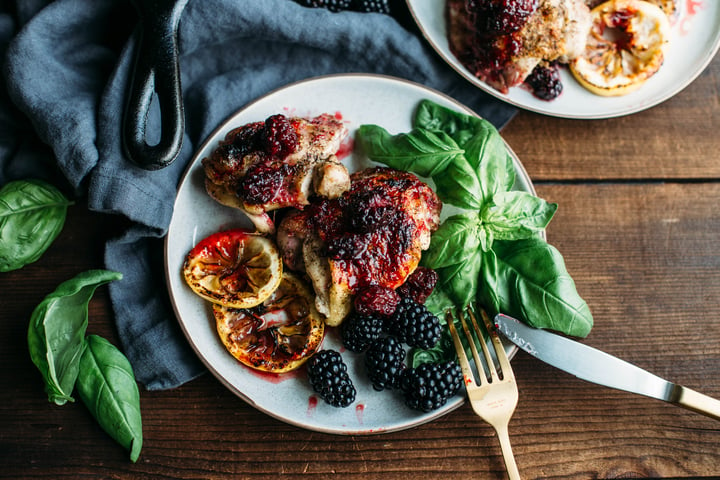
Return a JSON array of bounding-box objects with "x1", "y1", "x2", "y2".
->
[
  {"x1": 0, "y1": 179, "x2": 72, "y2": 272},
  {"x1": 27, "y1": 270, "x2": 143, "y2": 462},
  {"x1": 357, "y1": 99, "x2": 592, "y2": 339}
]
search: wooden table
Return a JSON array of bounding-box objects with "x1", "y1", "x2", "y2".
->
[{"x1": 2, "y1": 53, "x2": 719, "y2": 480}]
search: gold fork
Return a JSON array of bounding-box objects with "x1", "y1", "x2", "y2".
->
[{"x1": 447, "y1": 306, "x2": 521, "y2": 480}]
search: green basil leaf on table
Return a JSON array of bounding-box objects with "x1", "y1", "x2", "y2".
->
[
  {"x1": 27, "y1": 269, "x2": 123, "y2": 405},
  {"x1": 481, "y1": 191, "x2": 558, "y2": 242},
  {"x1": 77, "y1": 335, "x2": 143, "y2": 463},
  {"x1": 0, "y1": 179, "x2": 72, "y2": 272},
  {"x1": 478, "y1": 238, "x2": 593, "y2": 338}
]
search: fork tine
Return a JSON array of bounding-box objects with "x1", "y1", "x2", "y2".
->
[
  {"x1": 465, "y1": 307, "x2": 500, "y2": 383},
  {"x1": 446, "y1": 309, "x2": 476, "y2": 387},
  {"x1": 478, "y1": 309, "x2": 514, "y2": 380},
  {"x1": 457, "y1": 307, "x2": 493, "y2": 385}
]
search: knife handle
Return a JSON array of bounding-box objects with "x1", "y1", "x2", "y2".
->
[{"x1": 672, "y1": 385, "x2": 720, "y2": 421}]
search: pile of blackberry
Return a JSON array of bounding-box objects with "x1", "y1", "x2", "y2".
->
[
  {"x1": 295, "y1": 0, "x2": 394, "y2": 14},
  {"x1": 307, "y1": 266, "x2": 463, "y2": 411}
]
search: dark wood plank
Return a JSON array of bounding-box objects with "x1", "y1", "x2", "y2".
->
[{"x1": 502, "y1": 57, "x2": 720, "y2": 182}]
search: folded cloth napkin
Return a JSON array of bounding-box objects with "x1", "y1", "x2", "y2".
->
[{"x1": 1, "y1": 0, "x2": 516, "y2": 390}]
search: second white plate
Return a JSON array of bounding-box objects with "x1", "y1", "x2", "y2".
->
[{"x1": 407, "y1": 0, "x2": 720, "y2": 118}]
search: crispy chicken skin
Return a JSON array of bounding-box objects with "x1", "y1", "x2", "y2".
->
[
  {"x1": 448, "y1": 0, "x2": 592, "y2": 93},
  {"x1": 277, "y1": 167, "x2": 442, "y2": 326},
  {"x1": 202, "y1": 113, "x2": 350, "y2": 233}
]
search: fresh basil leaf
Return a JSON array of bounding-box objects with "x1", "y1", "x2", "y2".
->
[
  {"x1": 0, "y1": 179, "x2": 73, "y2": 272},
  {"x1": 424, "y1": 284, "x2": 456, "y2": 316},
  {"x1": 413, "y1": 99, "x2": 483, "y2": 146},
  {"x1": 408, "y1": 329, "x2": 457, "y2": 368},
  {"x1": 27, "y1": 269, "x2": 123, "y2": 405},
  {"x1": 481, "y1": 191, "x2": 558, "y2": 241},
  {"x1": 467, "y1": 133, "x2": 515, "y2": 205},
  {"x1": 434, "y1": 248, "x2": 483, "y2": 308},
  {"x1": 422, "y1": 213, "x2": 481, "y2": 269},
  {"x1": 431, "y1": 159, "x2": 483, "y2": 210},
  {"x1": 77, "y1": 335, "x2": 142, "y2": 463},
  {"x1": 356, "y1": 124, "x2": 464, "y2": 177},
  {"x1": 413, "y1": 99, "x2": 513, "y2": 204},
  {"x1": 478, "y1": 238, "x2": 593, "y2": 338}
]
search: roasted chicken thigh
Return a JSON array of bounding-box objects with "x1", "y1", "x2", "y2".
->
[
  {"x1": 448, "y1": 0, "x2": 592, "y2": 94},
  {"x1": 202, "y1": 113, "x2": 350, "y2": 233},
  {"x1": 277, "y1": 167, "x2": 442, "y2": 326}
]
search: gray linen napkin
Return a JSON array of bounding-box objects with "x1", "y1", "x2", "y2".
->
[{"x1": 1, "y1": 0, "x2": 516, "y2": 390}]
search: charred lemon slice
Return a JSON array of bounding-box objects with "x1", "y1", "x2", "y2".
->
[
  {"x1": 570, "y1": 0, "x2": 671, "y2": 96},
  {"x1": 183, "y1": 229, "x2": 282, "y2": 309},
  {"x1": 647, "y1": 0, "x2": 678, "y2": 20},
  {"x1": 214, "y1": 272, "x2": 325, "y2": 373}
]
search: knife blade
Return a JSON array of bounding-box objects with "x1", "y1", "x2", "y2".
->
[{"x1": 494, "y1": 313, "x2": 720, "y2": 421}]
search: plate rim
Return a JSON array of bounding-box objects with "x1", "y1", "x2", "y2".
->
[
  {"x1": 164, "y1": 73, "x2": 533, "y2": 435},
  {"x1": 406, "y1": 0, "x2": 720, "y2": 119}
]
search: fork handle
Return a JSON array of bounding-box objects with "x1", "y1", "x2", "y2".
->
[
  {"x1": 495, "y1": 424, "x2": 521, "y2": 480},
  {"x1": 672, "y1": 385, "x2": 720, "y2": 421}
]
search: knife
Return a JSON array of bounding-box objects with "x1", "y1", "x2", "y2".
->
[{"x1": 494, "y1": 313, "x2": 720, "y2": 421}]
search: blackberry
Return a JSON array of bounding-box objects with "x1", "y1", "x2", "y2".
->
[
  {"x1": 326, "y1": 232, "x2": 371, "y2": 260},
  {"x1": 472, "y1": 0, "x2": 538, "y2": 35},
  {"x1": 354, "y1": 285, "x2": 400, "y2": 317},
  {"x1": 353, "y1": 0, "x2": 391, "y2": 14},
  {"x1": 396, "y1": 267, "x2": 438, "y2": 304},
  {"x1": 307, "y1": 350, "x2": 356, "y2": 407},
  {"x1": 347, "y1": 189, "x2": 399, "y2": 233},
  {"x1": 525, "y1": 62, "x2": 563, "y2": 101},
  {"x1": 217, "y1": 122, "x2": 263, "y2": 162},
  {"x1": 236, "y1": 162, "x2": 296, "y2": 204},
  {"x1": 296, "y1": 0, "x2": 352, "y2": 11},
  {"x1": 341, "y1": 312, "x2": 385, "y2": 352},
  {"x1": 364, "y1": 336, "x2": 406, "y2": 391},
  {"x1": 400, "y1": 361, "x2": 463, "y2": 412},
  {"x1": 387, "y1": 297, "x2": 442, "y2": 349},
  {"x1": 262, "y1": 114, "x2": 298, "y2": 158}
]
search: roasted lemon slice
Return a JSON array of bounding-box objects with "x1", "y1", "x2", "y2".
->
[
  {"x1": 570, "y1": 0, "x2": 671, "y2": 96},
  {"x1": 214, "y1": 272, "x2": 325, "y2": 373},
  {"x1": 647, "y1": 0, "x2": 678, "y2": 20},
  {"x1": 183, "y1": 229, "x2": 282, "y2": 309}
]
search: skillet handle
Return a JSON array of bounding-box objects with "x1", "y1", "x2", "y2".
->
[{"x1": 123, "y1": 0, "x2": 189, "y2": 170}]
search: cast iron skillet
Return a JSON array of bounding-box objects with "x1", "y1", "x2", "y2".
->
[{"x1": 123, "y1": 0, "x2": 190, "y2": 170}]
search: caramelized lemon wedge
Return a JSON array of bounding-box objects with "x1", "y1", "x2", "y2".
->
[
  {"x1": 570, "y1": 0, "x2": 671, "y2": 96},
  {"x1": 183, "y1": 229, "x2": 282, "y2": 309},
  {"x1": 214, "y1": 272, "x2": 325, "y2": 373}
]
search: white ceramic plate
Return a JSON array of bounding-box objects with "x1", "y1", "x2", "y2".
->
[
  {"x1": 407, "y1": 0, "x2": 720, "y2": 118},
  {"x1": 165, "y1": 74, "x2": 534, "y2": 434}
]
